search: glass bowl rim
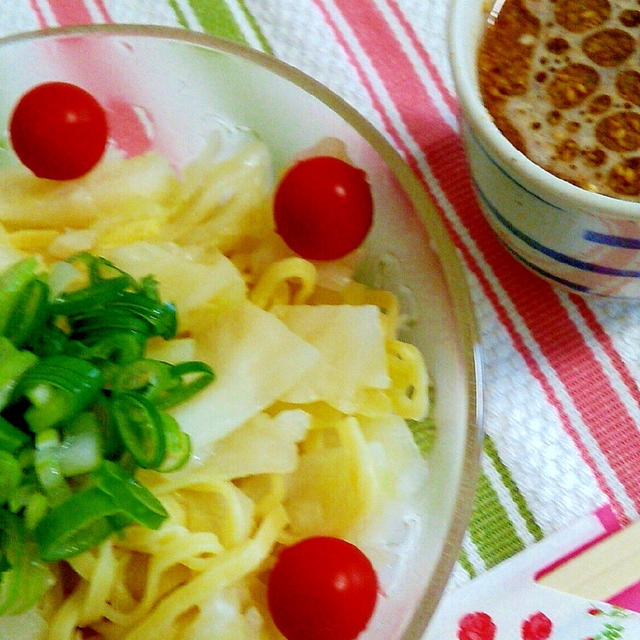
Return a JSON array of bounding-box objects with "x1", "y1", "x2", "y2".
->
[{"x1": 0, "y1": 22, "x2": 484, "y2": 638}]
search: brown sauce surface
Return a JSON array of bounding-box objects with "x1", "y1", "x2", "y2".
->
[{"x1": 478, "y1": 0, "x2": 640, "y2": 200}]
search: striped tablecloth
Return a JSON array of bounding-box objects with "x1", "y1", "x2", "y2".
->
[{"x1": 5, "y1": 0, "x2": 640, "y2": 634}]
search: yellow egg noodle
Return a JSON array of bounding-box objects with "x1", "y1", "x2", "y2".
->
[{"x1": 0, "y1": 137, "x2": 430, "y2": 640}]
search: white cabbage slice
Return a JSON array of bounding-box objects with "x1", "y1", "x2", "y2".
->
[
  {"x1": 105, "y1": 241, "x2": 246, "y2": 332},
  {"x1": 0, "y1": 150, "x2": 176, "y2": 229},
  {"x1": 273, "y1": 304, "x2": 390, "y2": 412},
  {"x1": 187, "y1": 586, "x2": 268, "y2": 640},
  {"x1": 167, "y1": 138, "x2": 273, "y2": 254},
  {"x1": 171, "y1": 300, "x2": 319, "y2": 456},
  {"x1": 210, "y1": 409, "x2": 310, "y2": 479}
]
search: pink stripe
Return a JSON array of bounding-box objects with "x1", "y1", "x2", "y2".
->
[
  {"x1": 442, "y1": 190, "x2": 631, "y2": 521},
  {"x1": 571, "y1": 295, "x2": 640, "y2": 410},
  {"x1": 46, "y1": 0, "x2": 93, "y2": 24},
  {"x1": 327, "y1": 0, "x2": 640, "y2": 519},
  {"x1": 91, "y1": 0, "x2": 112, "y2": 22},
  {"x1": 29, "y1": 0, "x2": 49, "y2": 28},
  {"x1": 383, "y1": 0, "x2": 457, "y2": 113},
  {"x1": 316, "y1": 0, "x2": 628, "y2": 517},
  {"x1": 38, "y1": 0, "x2": 149, "y2": 156},
  {"x1": 311, "y1": 2, "x2": 400, "y2": 144}
]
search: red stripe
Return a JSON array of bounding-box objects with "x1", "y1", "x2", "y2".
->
[
  {"x1": 311, "y1": 1, "x2": 399, "y2": 143},
  {"x1": 45, "y1": 0, "x2": 93, "y2": 24},
  {"x1": 382, "y1": 0, "x2": 457, "y2": 114},
  {"x1": 429, "y1": 160, "x2": 632, "y2": 523},
  {"x1": 570, "y1": 295, "x2": 640, "y2": 410},
  {"x1": 374, "y1": 3, "x2": 640, "y2": 467},
  {"x1": 45, "y1": 0, "x2": 112, "y2": 24},
  {"x1": 326, "y1": 0, "x2": 640, "y2": 517},
  {"x1": 91, "y1": 0, "x2": 112, "y2": 22},
  {"x1": 313, "y1": 0, "x2": 630, "y2": 519},
  {"x1": 29, "y1": 0, "x2": 49, "y2": 28},
  {"x1": 37, "y1": 0, "x2": 149, "y2": 155}
]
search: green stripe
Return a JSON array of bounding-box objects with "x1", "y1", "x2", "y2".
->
[
  {"x1": 484, "y1": 436, "x2": 544, "y2": 542},
  {"x1": 457, "y1": 548, "x2": 477, "y2": 580},
  {"x1": 187, "y1": 0, "x2": 250, "y2": 45},
  {"x1": 168, "y1": 0, "x2": 190, "y2": 28},
  {"x1": 468, "y1": 471, "x2": 525, "y2": 568},
  {"x1": 237, "y1": 0, "x2": 273, "y2": 54}
]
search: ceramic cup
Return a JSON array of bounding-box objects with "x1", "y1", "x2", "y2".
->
[{"x1": 449, "y1": 0, "x2": 640, "y2": 298}]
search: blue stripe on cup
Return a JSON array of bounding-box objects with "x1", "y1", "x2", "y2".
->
[
  {"x1": 501, "y1": 243, "x2": 591, "y2": 293},
  {"x1": 469, "y1": 129, "x2": 564, "y2": 211},
  {"x1": 583, "y1": 230, "x2": 640, "y2": 249},
  {"x1": 473, "y1": 181, "x2": 640, "y2": 279}
]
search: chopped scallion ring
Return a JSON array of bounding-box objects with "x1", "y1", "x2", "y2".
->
[
  {"x1": 0, "y1": 417, "x2": 29, "y2": 453},
  {"x1": 51, "y1": 275, "x2": 130, "y2": 315},
  {"x1": 0, "y1": 452, "x2": 22, "y2": 503},
  {"x1": 156, "y1": 413, "x2": 191, "y2": 472},
  {"x1": 0, "y1": 253, "x2": 215, "y2": 599},
  {"x1": 34, "y1": 487, "x2": 120, "y2": 562},
  {"x1": 4, "y1": 278, "x2": 49, "y2": 348},
  {"x1": 15, "y1": 355, "x2": 103, "y2": 432},
  {"x1": 156, "y1": 361, "x2": 215, "y2": 409},
  {"x1": 110, "y1": 392, "x2": 166, "y2": 469},
  {"x1": 92, "y1": 461, "x2": 167, "y2": 529}
]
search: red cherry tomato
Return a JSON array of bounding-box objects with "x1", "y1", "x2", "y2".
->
[
  {"x1": 273, "y1": 156, "x2": 374, "y2": 260},
  {"x1": 267, "y1": 536, "x2": 378, "y2": 640},
  {"x1": 9, "y1": 81, "x2": 108, "y2": 180}
]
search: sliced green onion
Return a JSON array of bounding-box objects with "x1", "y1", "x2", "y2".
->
[
  {"x1": 156, "y1": 361, "x2": 214, "y2": 409},
  {"x1": 58, "y1": 413, "x2": 103, "y2": 477},
  {"x1": 111, "y1": 292, "x2": 177, "y2": 339},
  {"x1": 156, "y1": 413, "x2": 191, "y2": 472},
  {"x1": 34, "y1": 430, "x2": 71, "y2": 505},
  {"x1": 23, "y1": 492, "x2": 48, "y2": 530},
  {"x1": 0, "y1": 257, "x2": 39, "y2": 335},
  {"x1": 107, "y1": 512, "x2": 135, "y2": 531},
  {"x1": 110, "y1": 393, "x2": 165, "y2": 469},
  {"x1": 15, "y1": 355, "x2": 102, "y2": 432},
  {"x1": 0, "y1": 252, "x2": 217, "y2": 597},
  {"x1": 89, "y1": 332, "x2": 147, "y2": 365},
  {"x1": 72, "y1": 309, "x2": 151, "y2": 341},
  {"x1": 112, "y1": 359, "x2": 173, "y2": 399},
  {"x1": 51, "y1": 275, "x2": 131, "y2": 316},
  {"x1": 7, "y1": 480, "x2": 34, "y2": 514},
  {"x1": 7, "y1": 479, "x2": 48, "y2": 530},
  {"x1": 0, "y1": 509, "x2": 53, "y2": 615},
  {"x1": 91, "y1": 396, "x2": 122, "y2": 459},
  {"x1": 34, "y1": 487, "x2": 119, "y2": 562},
  {"x1": 0, "y1": 417, "x2": 29, "y2": 454},
  {"x1": 28, "y1": 324, "x2": 70, "y2": 358},
  {"x1": 0, "y1": 337, "x2": 38, "y2": 411},
  {"x1": 67, "y1": 253, "x2": 133, "y2": 287},
  {"x1": 137, "y1": 274, "x2": 160, "y2": 298},
  {"x1": 4, "y1": 278, "x2": 49, "y2": 348},
  {"x1": 92, "y1": 461, "x2": 167, "y2": 529},
  {"x1": 0, "y1": 452, "x2": 22, "y2": 504}
]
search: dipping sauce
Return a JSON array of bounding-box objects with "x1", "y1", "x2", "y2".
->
[{"x1": 478, "y1": 0, "x2": 640, "y2": 200}]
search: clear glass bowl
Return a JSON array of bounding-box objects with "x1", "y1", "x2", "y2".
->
[{"x1": 0, "y1": 24, "x2": 482, "y2": 639}]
